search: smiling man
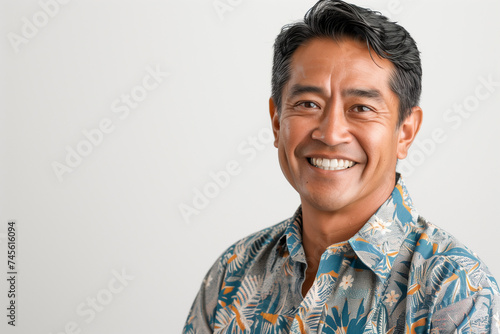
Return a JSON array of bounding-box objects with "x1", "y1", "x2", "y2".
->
[
  {"x1": 273, "y1": 36, "x2": 422, "y2": 300},
  {"x1": 183, "y1": 1, "x2": 499, "y2": 333}
]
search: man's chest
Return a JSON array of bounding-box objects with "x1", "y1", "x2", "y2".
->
[{"x1": 212, "y1": 259, "x2": 407, "y2": 333}]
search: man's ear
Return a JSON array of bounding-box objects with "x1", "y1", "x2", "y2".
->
[
  {"x1": 269, "y1": 98, "x2": 280, "y2": 148},
  {"x1": 397, "y1": 106, "x2": 423, "y2": 159}
]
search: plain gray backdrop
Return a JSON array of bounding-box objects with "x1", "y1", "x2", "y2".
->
[{"x1": 1, "y1": 0, "x2": 499, "y2": 333}]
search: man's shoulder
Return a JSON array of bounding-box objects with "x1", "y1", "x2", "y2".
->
[
  {"x1": 412, "y1": 216, "x2": 491, "y2": 272},
  {"x1": 407, "y1": 216, "x2": 499, "y2": 301},
  {"x1": 398, "y1": 216, "x2": 500, "y2": 330},
  {"x1": 214, "y1": 217, "x2": 291, "y2": 275}
]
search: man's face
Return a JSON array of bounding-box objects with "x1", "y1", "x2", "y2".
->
[{"x1": 270, "y1": 38, "x2": 419, "y2": 215}]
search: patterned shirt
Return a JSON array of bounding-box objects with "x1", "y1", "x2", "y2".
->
[{"x1": 183, "y1": 176, "x2": 500, "y2": 333}]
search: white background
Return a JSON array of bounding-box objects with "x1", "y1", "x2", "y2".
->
[{"x1": 1, "y1": 0, "x2": 499, "y2": 333}]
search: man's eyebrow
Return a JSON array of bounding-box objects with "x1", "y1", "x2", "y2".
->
[
  {"x1": 286, "y1": 85, "x2": 386, "y2": 104},
  {"x1": 342, "y1": 88, "x2": 384, "y2": 102},
  {"x1": 287, "y1": 84, "x2": 326, "y2": 98}
]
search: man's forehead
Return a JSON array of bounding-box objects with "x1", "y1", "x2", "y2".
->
[{"x1": 284, "y1": 38, "x2": 395, "y2": 97}]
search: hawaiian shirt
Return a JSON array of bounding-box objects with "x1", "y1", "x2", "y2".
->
[{"x1": 183, "y1": 176, "x2": 500, "y2": 333}]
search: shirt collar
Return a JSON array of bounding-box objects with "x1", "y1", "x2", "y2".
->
[
  {"x1": 349, "y1": 174, "x2": 419, "y2": 280},
  {"x1": 280, "y1": 174, "x2": 419, "y2": 279},
  {"x1": 278, "y1": 207, "x2": 307, "y2": 264}
]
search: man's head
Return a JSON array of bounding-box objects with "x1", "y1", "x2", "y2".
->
[
  {"x1": 271, "y1": 0, "x2": 422, "y2": 126},
  {"x1": 269, "y1": 0, "x2": 423, "y2": 217}
]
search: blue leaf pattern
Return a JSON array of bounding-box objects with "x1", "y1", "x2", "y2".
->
[{"x1": 184, "y1": 175, "x2": 500, "y2": 333}]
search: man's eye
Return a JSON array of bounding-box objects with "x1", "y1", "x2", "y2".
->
[
  {"x1": 298, "y1": 101, "x2": 319, "y2": 109},
  {"x1": 351, "y1": 105, "x2": 373, "y2": 112}
]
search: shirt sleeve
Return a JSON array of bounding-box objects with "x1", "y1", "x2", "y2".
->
[
  {"x1": 182, "y1": 253, "x2": 228, "y2": 334},
  {"x1": 428, "y1": 260, "x2": 500, "y2": 333},
  {"x1": 429, "y1": 285, "x2": 500, "y2": 333}
]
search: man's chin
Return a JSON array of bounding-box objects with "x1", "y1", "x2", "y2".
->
[{"x1": 301, "y1": 192, "x2": 354, "y2": 214}]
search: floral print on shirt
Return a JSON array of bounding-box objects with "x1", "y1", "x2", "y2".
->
[{"x1": 183, "y1": 175, "x2": 499, "y2": 333}]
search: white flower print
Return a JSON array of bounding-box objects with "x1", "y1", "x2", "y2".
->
[
  {"x1": 369, "y1": 217, "x2": 392, "y2": 235},
  {"x1": 385, "y1": 290, "x2": 400, "y2": 307},
  {"x1": 339, "y1": 275, "x2": 354, "y2": 290}
]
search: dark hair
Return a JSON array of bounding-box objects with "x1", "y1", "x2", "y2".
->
[{"x1": 271, "y1": 0, "x2": 422, "y2": 125}]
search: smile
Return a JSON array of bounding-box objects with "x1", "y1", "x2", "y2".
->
[{"x1": 308, "y1": 157, "x2": 356, "y2": 171}]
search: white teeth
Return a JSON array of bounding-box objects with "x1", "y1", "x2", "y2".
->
[{"x1": 310, "y1": 158, "x2": 355, "y2": 171}]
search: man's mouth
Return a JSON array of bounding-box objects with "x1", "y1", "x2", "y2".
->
[{"x1": 308, "y1": 157, "x2": 356, "y2": 171}]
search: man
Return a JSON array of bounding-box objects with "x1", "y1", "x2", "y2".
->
[{"x1": 183, "y1": 1, "x2": 500, "y2": 333}]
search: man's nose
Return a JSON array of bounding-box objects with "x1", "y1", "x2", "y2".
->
[{"x1": 311, "y1": 104, "x2": 352, "y2": 146}]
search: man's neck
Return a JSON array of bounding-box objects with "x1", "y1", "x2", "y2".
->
[{"x1": 300, "y1": 178, "x2": 397, "y2": 281}]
